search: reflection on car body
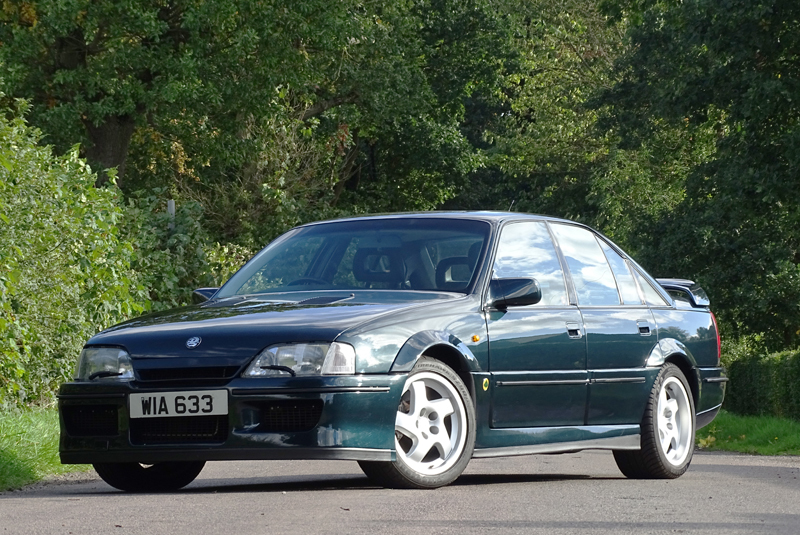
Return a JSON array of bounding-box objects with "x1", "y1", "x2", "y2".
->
[{"x1": 59, "y1": 212, "x2": 726, "y2": 491}]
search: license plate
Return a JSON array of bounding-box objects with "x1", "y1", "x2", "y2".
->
[{"x1": 129, "y1": 390, "x2": 228, "y2": 419}]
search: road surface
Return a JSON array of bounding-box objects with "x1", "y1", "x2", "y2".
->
[{"x1": 1, "y1": 451, "x2": 798, "y2": 534}]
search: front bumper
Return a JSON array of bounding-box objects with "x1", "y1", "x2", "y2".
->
[{"x1": 59, "y1": 375, "x2": 405, "y2": 464}]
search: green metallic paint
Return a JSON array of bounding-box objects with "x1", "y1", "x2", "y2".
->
[
  {"x1": 650, "y1": 309, "x2": 718, "y2": 368},
  {"x1": 586, "y1": 369, "x2": 659, "y2": 425},
  {"x1": 582, "y1": 307, "x2": 659, "y2": 425},
  {"x1": 389, "y1": 330, "x2": 481, "y2": 373},
  {"x1": 486, "y1": 306, "x2": 587, "y2": 427},
  {"x1": 697, "y1": 367, "x2": 727, "y2": 413},
  {"x1": 59, "y1": 374, "x2": 406, "y2": 464},
  {"x1": 338, "y1": 295, "x2": 488, "y2": 374}
]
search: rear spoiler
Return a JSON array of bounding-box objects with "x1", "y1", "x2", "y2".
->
[{"x1": 656, "y1": 278, "x2": 710, "y2": 308}]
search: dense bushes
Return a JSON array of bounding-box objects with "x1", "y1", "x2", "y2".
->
[
  {"x1": 0, "y1": 105, "x2": 248, "y2": 409},
  {"x1": 724, "y1": 348, "x2": 800, "y2": 421},
  {"x1": 122, "y1": 190, "x2": 252, "y2": 311},
  {"x1": 0, "y1": 104, "x2": 145, "y2": 408}
]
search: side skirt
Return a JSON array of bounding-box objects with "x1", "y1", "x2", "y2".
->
[{"x1": 474, "y1": 425, "x2": 641, "y2": 458}]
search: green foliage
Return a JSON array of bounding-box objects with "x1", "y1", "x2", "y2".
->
[
  {"x1": 1, "y1": 0, "x2": 514, "y2": 248},
  {"x1": 0, "y1": 408, "x2": 90, "y2": 491},
  {"x1": 724, "y1": 349, "x2": 800, "y2": 421},
  {"x1": 156, "y1": 109, "x2": 350, "y2": 246},
  {"x1": 122, "y1": 189, "x2": 252, "y2": 310},
  {"x1": 0, "y1": 103, "x2": 145, "y2": 408},
  {"x1": 0, "y1": 0, "x2": 368, "y2": 181},
  {"x1": 449, "y1": 0, "x2": 623, "y2": 215},
  {"x1": 596, "y1": 0, "x2": 800, "y2": 346}
]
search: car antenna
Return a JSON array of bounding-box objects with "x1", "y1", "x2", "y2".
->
[{"x1": 508, "y1": 199, "x2": 516, "y2": 212}]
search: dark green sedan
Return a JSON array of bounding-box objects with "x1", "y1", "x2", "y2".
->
[{"x1": 59, "y1": 212, "x2": 726, "y2": 491}]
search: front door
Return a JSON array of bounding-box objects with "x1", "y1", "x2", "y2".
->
[{"x1": 487, "y1": 221, "x2": 587, "y2": 428}]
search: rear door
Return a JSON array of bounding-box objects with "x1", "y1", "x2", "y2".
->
[{"x1": 550, "y1": 224, "x2": 657, "y2": 425}]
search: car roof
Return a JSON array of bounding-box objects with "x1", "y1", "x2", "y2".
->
[{"x1": 297, "y1": 211, "x2": 583, "y2": 228}]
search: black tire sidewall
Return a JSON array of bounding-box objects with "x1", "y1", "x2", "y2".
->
[{"x1": 94, "y1": 461, "x2": 206, "y2": 492}]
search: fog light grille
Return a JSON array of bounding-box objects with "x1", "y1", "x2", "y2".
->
[
  {"x1": 259, "y1": 400, "x2": 323, "y2": 432},
  {"x1": 129, "y1": 415, "x2": 228, "y2": 445},
  {"x1": 136, "y1": 367, "x2": 239, "y2": 383},
  {"x1": 62, "y1": 405, "x2": 119, "y2": 437}
]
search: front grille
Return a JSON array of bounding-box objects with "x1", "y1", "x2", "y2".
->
[
  {"x1": 129, "y1": 415, "x2": 228, "y2": 445},
  {"x1": 259, "y1": 400, "x2": 324, "y2": 432},
  {"x1": 136, "y1": 366, "x2": 240, "y2": 383},
  {"x1": 62, "y1": 405, "x2": 119, "y2": 437}
]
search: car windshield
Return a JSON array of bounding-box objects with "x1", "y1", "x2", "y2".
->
[{"x1": 217, "y1": 218, "x2": 491, "y2": 297}]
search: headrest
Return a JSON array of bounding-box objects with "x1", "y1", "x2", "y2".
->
[
  {"x1": 435, "y1": 256, "x2": 472, "y2": 291},
  {"x1": 467, "y1": 241, "x2": 483, "y2": 266},
  {"x1": 353, "y1": 248, "x2": 406, "y2": 283}
]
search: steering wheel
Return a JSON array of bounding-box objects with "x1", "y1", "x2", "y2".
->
[{"x1": 287, "y1": 277, "x2": 329, "y2": 286}]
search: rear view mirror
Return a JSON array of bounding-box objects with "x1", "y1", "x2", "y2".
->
[{"x1": 488, "y1": 278, "x2": 542, "y2": 309}]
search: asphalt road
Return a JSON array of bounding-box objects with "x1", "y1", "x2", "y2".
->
[{"x1": 1, "y1": 451, "x2": 798, "y2": 535}]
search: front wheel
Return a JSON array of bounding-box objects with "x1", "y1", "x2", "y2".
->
[
  {"x1": 93, "y1": 461, "x2": 206, "y2": 492},
  {"x1": 359, "y1": 357, "x2": 476, "y2": 489},
  {"x1": 614, "y1": 363, "x2": 695, "y2": 479}
]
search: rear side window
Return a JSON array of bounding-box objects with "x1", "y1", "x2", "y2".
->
[
  {"x1": 493, "y1": 222, "x2": 569, "y2": 306},
  {"x1": 633, "y1": 270, "x2": 670, "y2": 307},
  {"x1": 599, "y1": 240, "x2": 642, "y2": 305},
  {"x1": 551, "y1": 224, "x2": 621, "y2": 306}
]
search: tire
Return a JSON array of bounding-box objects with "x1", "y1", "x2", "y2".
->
[
  {"x1": 614, "y1": 363, "x2": 695, "y2": 479},
  {"x1": 359, "y1": 357, "x2": 476, "y2": 489},
  {"x1": 93, "y1": 461, "x2": 206, "y2": 492}
]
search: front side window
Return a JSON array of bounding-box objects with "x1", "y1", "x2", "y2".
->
[
  {"x1": 551, "y1": 224, "x2": 621, "y2": 306},
  {"x1": 492, "y1": 222, "x2": 569, "y2": 306},
  {"x1": 216, "y1": 218, "x2": 491, "y2": 297}
]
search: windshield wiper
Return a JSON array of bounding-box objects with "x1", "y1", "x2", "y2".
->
[{"x1": 260, "y1": 365, "x2": 296, "y2": 377}]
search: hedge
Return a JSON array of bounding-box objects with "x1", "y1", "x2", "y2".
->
[
  {"x1": 724, "y1": 350, "x2": 800, "y2": 420},
  {"x1": 0, "y1": 103, "x2": 248, "y2": 410}
]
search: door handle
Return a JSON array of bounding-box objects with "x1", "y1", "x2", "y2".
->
[
  {"x1": 566, "y1": 322, "x2": 582, "y2": 339},
  {"x1": 636, "y1": 320, "x2": 652, "y2": 336}
]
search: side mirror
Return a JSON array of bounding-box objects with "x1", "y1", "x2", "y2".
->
[
  {"x1": 192, "y1": 287, "x2": 219, "y2": 304},
  {"x1": 488, "y1": 278, "x2": 542, "y2": 309}
]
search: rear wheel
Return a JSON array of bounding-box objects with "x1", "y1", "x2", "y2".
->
[
  {"x1": 614, "y1": 363, "x2": 695, "y2": 479},
  {"x1": 93, "y1": 461, "x2": 206, "y2": 492},
  {"x1": 359, "y1": 357, "x2": 475, "y2": 489}
]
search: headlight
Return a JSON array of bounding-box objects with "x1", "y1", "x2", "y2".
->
[
  {"x1": 74, "y1": 347, "x2": 134, "y2": 382},
  {"x1": 242, "y1": 342, "x2": 356, "y2": 377}
]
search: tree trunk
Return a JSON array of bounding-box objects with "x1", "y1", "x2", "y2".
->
[
  {"x1": 83, "y1": 115, "x2": 136, "y2": 188},
  {"x1": 333, "y1": 129, "x2": 360, "y2": 206}
]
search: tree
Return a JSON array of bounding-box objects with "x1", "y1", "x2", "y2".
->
[
  {"x1": 2, "y1": 0, "x2": 515, "y2": 246},
  {"x1": 597, "y1": 0, "x2": 800, "y2": 347},
  {"x1": 447, "y1": 0, "x2": 628, "y2": 220},
  {"x1": 0, "y1": 0, "x2": 366, "y2": 186}
]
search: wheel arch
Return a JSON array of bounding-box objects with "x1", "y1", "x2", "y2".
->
[
  {"x1": 646, "y1": 338, "x2": 700, "y2": 408},
  {"x1": 389, "y1": 331, "x2": 479, "y2": 403}
]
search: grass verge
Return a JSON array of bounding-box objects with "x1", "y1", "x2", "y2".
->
[
  {"x1": 696, "y1": 410, "x2": 800, "y2": 455},
  {"x1": 0, "y1": 407, "x2": 90, "y2": 491}
]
